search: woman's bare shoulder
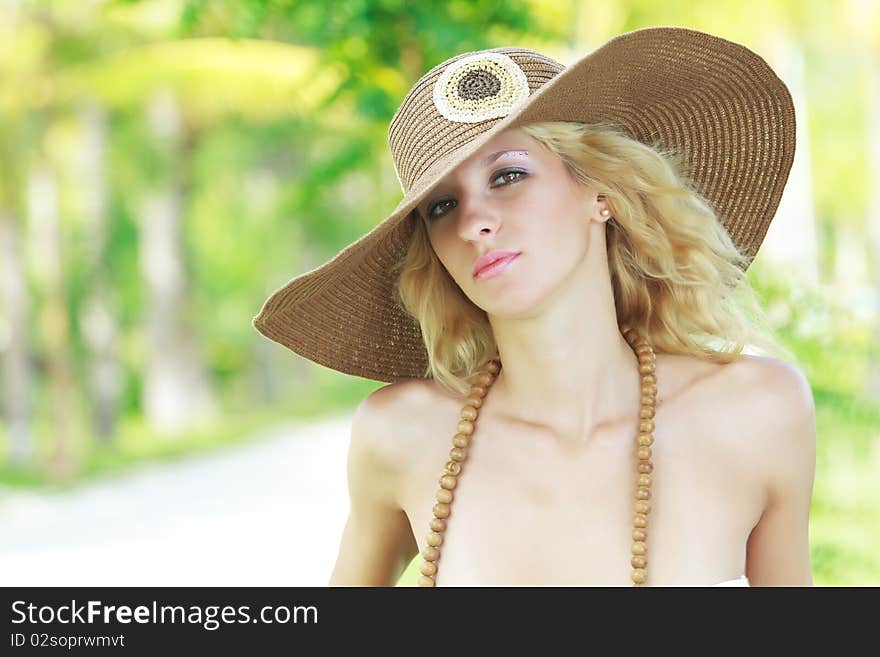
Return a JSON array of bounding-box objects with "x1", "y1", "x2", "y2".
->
[
  {"x1": 713, "y1": 353, "x2": 812, "y2": 411},
  {"x1": 355, "y1": 378, "x2": 461, "y2": 473},
  {"x1": 361, "y1": 377, "x2": 459, "y2": 423},
  {"x1": 661, "y1": 352, "x2": 812, "y2": 454},
  {"x1": 666, "y1": 351, "x2": 810, "y2": 409},
  {"x1": 697, "y1": 352, "x2": 815, "y2": 488}
]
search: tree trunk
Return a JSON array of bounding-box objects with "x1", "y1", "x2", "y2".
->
[
  {"x1": 139, "y1": 89, "x2": 217, "y2": 435},
  {"x1": 0, "y1": 209, "x2": 34, "y2": 466},
  {"x1": 760, "y1": 36, "x2": 819, "y2": 285},
  {"x1": 28, "y1": 161, "x2": 77, "y2": 483},
  {"x1": 78, "y1": 100, "x2": 123, "y2": 443}
]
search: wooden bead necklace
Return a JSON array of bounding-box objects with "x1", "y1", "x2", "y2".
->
[{"x1": 416, "y1": 325, "x2": 657, "y2": 587}]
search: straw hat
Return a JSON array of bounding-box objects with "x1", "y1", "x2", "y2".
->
[{"x1": 252, "y1": 26, "x2": 796, "y2": 383}]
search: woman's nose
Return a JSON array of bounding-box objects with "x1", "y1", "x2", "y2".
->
[{"x1": 456, "y1": 195, "x2": 501, "y2": 239}]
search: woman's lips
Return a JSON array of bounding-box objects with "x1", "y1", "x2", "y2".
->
[{"x1": 474, "y1": 253, "x2": 521, "y2": 280}]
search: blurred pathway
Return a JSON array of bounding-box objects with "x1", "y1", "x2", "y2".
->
[{"x1": 0, "y1": 413, "x2": 353, "y2": 586}]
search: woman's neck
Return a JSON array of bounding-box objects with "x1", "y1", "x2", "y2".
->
[{"x1": 485, "y1": 259, "x2": 643, "y2": 445}]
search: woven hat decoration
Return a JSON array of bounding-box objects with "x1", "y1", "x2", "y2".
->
[{"x1": 252, "y1": 26, "x2": 796, "y2": 383}]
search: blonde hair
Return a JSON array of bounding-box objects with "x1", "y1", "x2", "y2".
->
[{"x1": 392, "y1": 120, "x2": 793, "y2": 398}]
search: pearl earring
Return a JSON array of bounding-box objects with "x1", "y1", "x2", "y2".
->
[{"x1": 600, "y1": 208, "x2": 610, "y2": 217}]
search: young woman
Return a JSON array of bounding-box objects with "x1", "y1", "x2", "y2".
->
[{"x1": 253, "y1": 28, "x2": 816, "y2": 586}]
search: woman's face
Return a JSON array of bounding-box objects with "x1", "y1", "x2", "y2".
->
[{"x1": 417, "y1": 127, "x2": 605, "y2": 317}]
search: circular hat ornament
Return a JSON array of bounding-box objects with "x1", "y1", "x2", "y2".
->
[{"x1": 432, "y1": 52, "x2": 531, "y2": 123}]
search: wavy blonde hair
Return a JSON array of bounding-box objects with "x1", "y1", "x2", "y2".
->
[{"x1": 392, "y1": 120, "x2": 793, "y2": 398}]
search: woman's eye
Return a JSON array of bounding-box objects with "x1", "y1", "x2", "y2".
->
[
  {"x1": 426, "y1": 199, "x2": 455, "y2": 220},
  {"x1": 425, "y1": 168, "x2": 527, "y2": 220},
  {"x1": 491, "y1": 168, "x2": 526, "y2": 186}
]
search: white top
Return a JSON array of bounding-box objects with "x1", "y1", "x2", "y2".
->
[{"x1": 711, "y1": 574, "x2": 750, "y2": 586}]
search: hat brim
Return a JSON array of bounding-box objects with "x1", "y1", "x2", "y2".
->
[{"x1": 253, "y1": 25, "x2": 796, "y2": 383}]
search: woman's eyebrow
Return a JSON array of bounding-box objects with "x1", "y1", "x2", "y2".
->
[{"x1": 483, "y1": 149, "x2": 529, "y2": 166}]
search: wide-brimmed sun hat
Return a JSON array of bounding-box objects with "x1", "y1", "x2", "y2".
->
[{"x1": 252, "y1": 25, "x2": 796, "y2": 383}]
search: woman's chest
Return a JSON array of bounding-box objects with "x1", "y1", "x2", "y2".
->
[{"x1": 398, "y1": 396, "x2": 765, "y2": 586}]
